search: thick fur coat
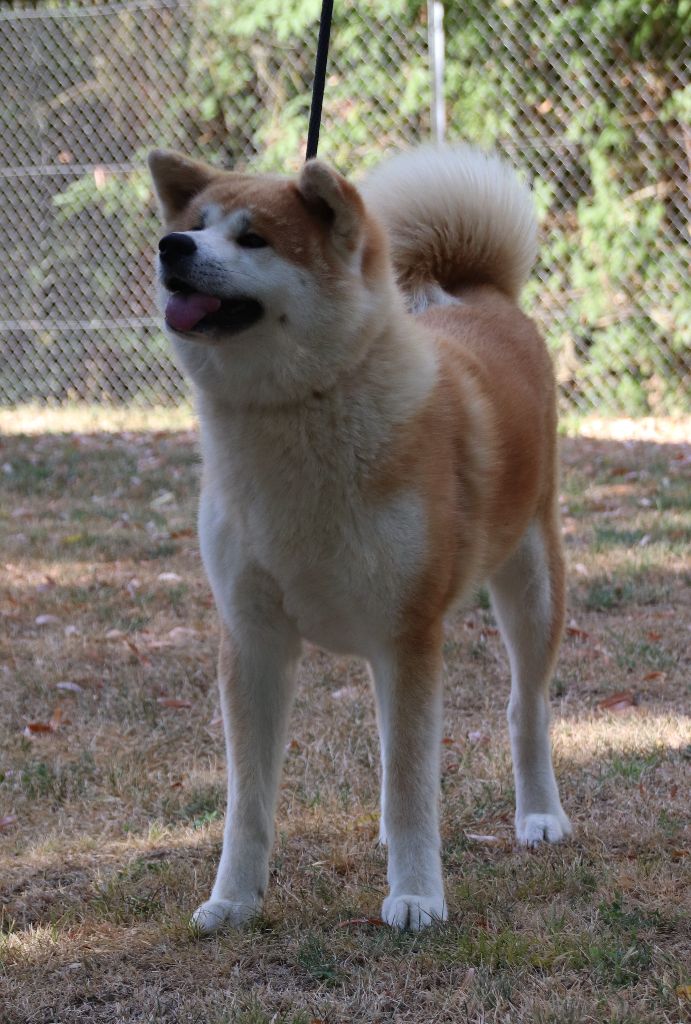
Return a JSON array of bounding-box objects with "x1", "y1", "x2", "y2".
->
[{"x1": 148, "y1": 145, "x2": 571, "y2": 932}]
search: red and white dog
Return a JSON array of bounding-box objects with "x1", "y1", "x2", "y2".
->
[{"x1": 148, "y1": 145, "x2": 571, "y2": 932}]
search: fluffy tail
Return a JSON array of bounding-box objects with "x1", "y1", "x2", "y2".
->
[{"x1": 360, "y1": 145, "x2": 537, "y2": 302}]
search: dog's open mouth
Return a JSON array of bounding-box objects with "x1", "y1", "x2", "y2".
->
[{"x1": 164, "y1": 278, "x2": 264, "y2": 335}]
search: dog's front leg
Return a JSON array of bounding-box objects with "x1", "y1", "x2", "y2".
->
[
  {"x1": 191, "y1": 584, "x2": 301, "y2": 934},
  {"x1": 370, "y1": 628, "x2": 447, "y2": 930}
]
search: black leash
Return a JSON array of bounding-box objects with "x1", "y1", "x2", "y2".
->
[{"x1": 305, "y1": 0, "x2": 334, "y2": 161}]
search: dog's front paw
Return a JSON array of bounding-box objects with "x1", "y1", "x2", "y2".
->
[
  {"x1": 382, "y1": 893, "x2": 447, "y2": 931},
  {"x1": 190, "y1": 895, "x2": 260, "y2": 935},
  {"x1": 516, "y1": 810, "x2": 572, "y2": 847}
]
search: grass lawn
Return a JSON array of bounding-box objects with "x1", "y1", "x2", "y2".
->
[{"x1": 1, "y1": 408, "x2": 689, "y2": 1023}]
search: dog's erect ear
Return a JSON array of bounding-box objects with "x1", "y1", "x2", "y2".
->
[
  {"x1": 148, "y1": 150, "x2": 218, "y2": 222},
  {"x1": 297, "y1": 160, "x2": 365, "y2": 255}
]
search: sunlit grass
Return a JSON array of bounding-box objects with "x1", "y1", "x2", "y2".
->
[{"x1": 0, "y1": 402, "x2": 196, "y2": 435}]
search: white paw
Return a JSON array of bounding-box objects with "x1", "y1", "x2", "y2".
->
[
  {"x1": 516, "y1": 810, "x2": 572, "y2": 847},
  {"x1": 382, "y1": 893, "x2": 447, "y2": 931},
  {"x1": 190, "y1": 895, "x2": 260, "y2": 935}
]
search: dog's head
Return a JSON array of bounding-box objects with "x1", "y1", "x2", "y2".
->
[{"x1": 148, "y1": 151, "x2": 393, "y2": 406}]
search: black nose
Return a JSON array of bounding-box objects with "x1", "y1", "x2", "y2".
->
[{"x1": 158, "y1": 232, "x2": 197, "y2": 261}]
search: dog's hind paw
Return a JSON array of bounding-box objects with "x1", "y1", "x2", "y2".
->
[
  {"x1": 190, "y1": 896, "x2": 259, "y2": 935},
  {"x1": 382, "y1": 893, "x2": 447, "y2": 931},
  {"x1": 516, "y1": 811, "x2": 572, "y2": 847}
]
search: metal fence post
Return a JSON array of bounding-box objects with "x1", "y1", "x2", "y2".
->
[{"x1": 428, "y1": 0, "x2": 446, "y2": 144}]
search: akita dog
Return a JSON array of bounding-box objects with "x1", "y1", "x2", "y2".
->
[{"x1": 148, "y1": 145, "x2": 571, "y2": 933}]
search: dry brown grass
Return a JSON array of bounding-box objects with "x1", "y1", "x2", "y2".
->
[{"x1": 1, "y1": 409, "x2": 689, "y2": 1024}]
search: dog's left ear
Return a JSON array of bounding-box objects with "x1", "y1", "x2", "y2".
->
[
  {"x1": 297, "y1": 160, "x2": 365, "y2": 255},
  {"x1": 148, "y1": 150, "x2": 218, "y2": 223}
]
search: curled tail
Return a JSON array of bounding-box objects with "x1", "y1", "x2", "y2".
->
[{"x1": 361, "y1": 145, "x2": 537, "y2": 303}]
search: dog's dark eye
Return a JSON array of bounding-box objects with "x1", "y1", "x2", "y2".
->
[{"x1": 236, "y1": 232, "x2": 268, "y2": 249}]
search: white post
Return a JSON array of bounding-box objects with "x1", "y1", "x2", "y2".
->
[{"x1": 428, "y1": 0, "x2": 446, "y2": 144}]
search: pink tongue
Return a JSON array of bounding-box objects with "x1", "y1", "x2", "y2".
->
[{"x1": 165, "y1": 292, "x2": 222, "y2": 332}]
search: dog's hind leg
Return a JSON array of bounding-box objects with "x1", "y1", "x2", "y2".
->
[
  {"x1": 370, "y1": 627, "x2": 447, "y2": 930},
  {"x1": 191, "y1": 573, "x2": 301, "y2": 934},
  {"x1": 489, "y1": 515, "x2": 571, "y2": 846}
]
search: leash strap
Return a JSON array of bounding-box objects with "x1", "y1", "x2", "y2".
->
[{"x1": 305, "y1": 0, "x2": 334, "y2": 161}]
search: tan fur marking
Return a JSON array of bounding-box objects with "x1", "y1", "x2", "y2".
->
[
  {"x1": 369, "y1": 286, "x2": 559, "y2": 648},
  {"x1": 164, "y1": 171, "x2": 386, "y2": 288},
  {"x1": 419, "y1": 291, "x2": 557, "y2": 561}
]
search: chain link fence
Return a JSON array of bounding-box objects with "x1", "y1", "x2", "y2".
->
[{"x1": 1, "y1": 0, "x2": 688, "y2": 413}]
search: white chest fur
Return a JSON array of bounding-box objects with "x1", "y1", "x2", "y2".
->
[{"x1": 196, "y1": 391, "x2": 427, "y2": 657}]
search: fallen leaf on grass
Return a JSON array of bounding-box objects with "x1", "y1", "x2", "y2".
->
[
  {"x1": 158, "y1": 572, "x2": 182, "y2": 583},
  {"x1": 55, "y1": 681, "x2": 83, "y2": 693},
  {"x1": 332, "y1": 686, "x2": 358, "y2": 700},
  {"x1": 0, "y1": 815, "x2": 18, "y2": 829},
  {"x1": 566, "y1": 625, "x2": 590, "y2": 640},
  {"x1": 156, "y1": 697, "x2": 192, "y2": 709},
  {"x1": 645, "y1": 631, "x2": 662, "y2": 642},
  {"x1": 35, "y1": 614, "x2": 61, "y2": 626},
  {"x1": 168, "y1": 626, "x2": 199, "y2": 643},
  {"x1": 126, "y1": 639, "x2": 152, "y2": 666},
  {"x1": 596, "y1": 691, "x2": 637, "y2": 713},
  {"x1": 23, "y1": 706, "x2": 65, "y2": 736},
  {"x1": 465, "y1": 832, "x2": 500, "y2": 844},
  {"x1": 64, "y1": 533, "x2": 85, "y2": 545},
  {"x1": 50, "y1": 705, "x2": 64, "y2": 726},
  {"x1": 643, "y1": 671, "x2": 665, "y2": 681},
  {"x1": 337, "y1": 917, "x2": 386, "y2": 928},
  {"x1": 151, "y1": 490, "x2": 175, "y2": 508},
  {"x1": 590, "y1": 645, "x2": 613, "y2": 662},
  {"x1": 24, "y1": 721, "x2": 54, "y2": 734},
  {"x1": 676, "y1": 985, "x2": 691, "y2": 1000},
  {"x1": 467, "y1": 731, "x2": 489, "y2": 745}
]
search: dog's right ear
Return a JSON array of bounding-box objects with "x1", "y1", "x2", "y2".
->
[
  {"x1": 297, "y1": 160, "x2": 365, "y2": 256},
  {"x1": 148, "y1": 150, "x2": 218, "y2": 223}
]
